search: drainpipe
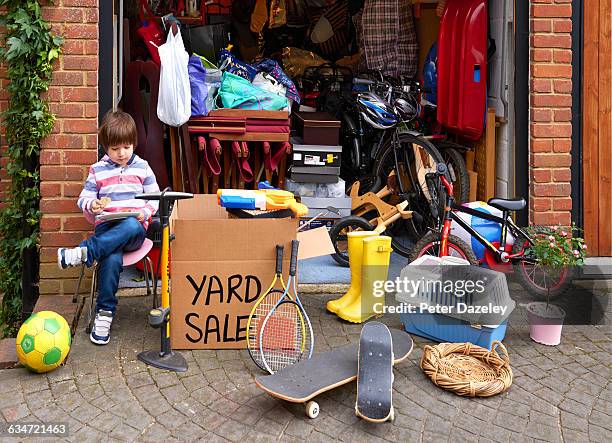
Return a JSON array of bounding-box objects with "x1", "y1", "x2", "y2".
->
[
  {"x1": 499, "y1": 0, "x2": 509, "y2": 120},
  {"x1": 21, "y1": 152, "x2": 39, "y2": 320}
]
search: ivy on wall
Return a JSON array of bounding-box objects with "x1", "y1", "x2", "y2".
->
[{"x1": 0, "y1": 0, "x2": 63, "y2": 335}]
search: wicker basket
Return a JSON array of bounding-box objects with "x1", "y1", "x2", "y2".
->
[{"x1": 420, "y1": 341, "x2": 513, "y2": 397}]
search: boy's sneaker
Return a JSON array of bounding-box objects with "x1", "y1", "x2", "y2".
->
[
  {"x1": 90, "y1": 310, "x2": 113, "y2": 345},
  {"x1": 57, "y1": 246, "x2": 87, "y2": 269}
]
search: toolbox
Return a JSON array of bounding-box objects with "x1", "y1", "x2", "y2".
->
[
  {"x1": 300, "y1": 196, "x2": 352, "y2": 218},
  {"x1": 291, "y1": 137, "x2": 342, "y2": 168},
  {"x1": 293, "y1": 112, "x2": 341, "y2": 146}
]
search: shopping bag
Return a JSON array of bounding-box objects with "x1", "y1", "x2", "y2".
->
[
  {"x1": 185, "y1": 21, "x2": 232, "y2": 63},
  {"x1": 253, "y1": 58, "x2": 301, "y2": 104},
  {"x1": 218, "y1": 49, "x2": 257, "y2": 81},
  {"x1": 217, "y1": 72, "x2": 289, "y2": 110},
  {"x1": 136, "y1": 0, "x2": 164, "y2": 65},
  {"x1": 157, "y1": 29, "x2": 192, "y2": 127},
  {"x1": 189, "y1": 55, "x2": 222, "y2": 116}
]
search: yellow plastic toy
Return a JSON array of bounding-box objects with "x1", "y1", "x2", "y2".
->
[{"x1": 217, "y1": 188, "x2": 308, "y2": 217}]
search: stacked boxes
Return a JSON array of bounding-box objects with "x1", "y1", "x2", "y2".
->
[
  {"x1": 289, "y1": 112, "x2": 342, "y2": 184},
  {"x1": 289, "y1": 111, "x2": 350, "y2": 230}
]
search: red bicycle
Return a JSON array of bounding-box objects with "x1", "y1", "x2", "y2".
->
[{"x1": 410, "y1": 163, "x2": 574, "y2": 299}]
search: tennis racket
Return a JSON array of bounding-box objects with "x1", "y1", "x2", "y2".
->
[
  {"x1": 246, "y1": 245, "x2": 287, "y2": 370},
  {"x1": 259, "y1": 240, "x2": 314, "y2": 374}
]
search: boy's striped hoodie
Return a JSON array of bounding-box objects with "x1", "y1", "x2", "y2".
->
[{"x1": 78, "y1": 154, "x2": 159, "y2": 228}]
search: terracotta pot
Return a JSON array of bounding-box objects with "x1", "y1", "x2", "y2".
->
[{"x1": 526, "y1": 302, "x2": 566, "y2": 346}]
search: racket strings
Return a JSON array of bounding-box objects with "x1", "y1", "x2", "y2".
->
[
  {"x1": 261, "y1": 301, "x2": 307, "y2": 373},
  {"x1": 248, "y1": 289, "x2": 285, "y2": 369}
]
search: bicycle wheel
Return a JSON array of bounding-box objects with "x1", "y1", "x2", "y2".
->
[
  {"x1": 386, "y1": 219, "x2": 415, "y2": 257},
  {"x1": 409, "y1": 231, "x2": 478, "y2": 264},
  {"x1": 511, "y1": 233, "x2": 574, "y2": 299},
  {"x1": 439, "y1": 147, "x2": 469, "y2": 203},
  {"x1": 329, "y1": 216, "x2": 375, "y2": 267},
  {"x1": 373, "y1": 133, "x2": 446, "y2": 240}
]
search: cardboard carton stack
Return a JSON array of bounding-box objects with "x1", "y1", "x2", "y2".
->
[
  {"x1": 289, "y1": 112, "x2": 342, "y2": 184},
  {"x1": 288, "y1": 112, "x2": 350, "y2": 230}
]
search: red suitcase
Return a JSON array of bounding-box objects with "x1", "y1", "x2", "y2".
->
[{"x1": 437, "y1": 0, "x2": 488, "y2": 141}]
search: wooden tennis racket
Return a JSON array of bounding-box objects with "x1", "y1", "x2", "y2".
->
[{"x1": 259, "y1": 240, "x2": 313, "y2": 374}]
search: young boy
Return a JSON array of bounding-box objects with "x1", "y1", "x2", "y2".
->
[{"x1": 58, "y1": 110, "x2": 160, "y2": 345}]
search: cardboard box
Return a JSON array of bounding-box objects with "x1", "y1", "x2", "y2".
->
[
  {"x1": 169, "y1": 195, "x2": 297, "y2": 350},
  {"x1": 293, "y1": 111, "x2": 341, "y2": 145}
]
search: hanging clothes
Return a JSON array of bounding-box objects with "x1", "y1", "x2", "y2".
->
[
  {"x1": 307, "y1": 0, "x2": 351, "y2": 61},
  {"x1": 359, "y1": 0, "x2": 418, "y2": 78}
]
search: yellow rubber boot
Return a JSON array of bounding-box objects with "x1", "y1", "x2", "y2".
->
[
  {"x1": 337, "y1": 236, "x2": 393, "y2": 323},
  {"x1": 327, "y1": 231, "x2": 378, "y2": 314}
]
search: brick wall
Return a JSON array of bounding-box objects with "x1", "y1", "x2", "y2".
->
[
  {"x1": 0, "y1": 1, "x2": 99, "y2": 296},
  {"x1": 40, "y1": 1, "x2": 99, "y2": 296},
  {"x1": 529, "y1": 0, "x2": 573, "y2": 226}
]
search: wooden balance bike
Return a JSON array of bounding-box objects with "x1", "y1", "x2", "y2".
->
[{"x1": 329, "y1": 173, "x2": 417, "y2": 267}]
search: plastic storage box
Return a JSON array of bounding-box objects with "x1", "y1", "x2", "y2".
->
[
  {"x1": 400, "y1": 313, "x2": 508, "y2": 350},
  {"x1": 285, "y1": 178, "x2": 345, "y2": 198},
  {"x1": 396, "y1": 256, "x2": 514, "y2": 348},
  {"x1": 300, "y1": 196, "x2": 352, "y2": 218}
]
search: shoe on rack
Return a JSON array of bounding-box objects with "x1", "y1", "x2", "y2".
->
[
  {"x1": 90, "y1": 309, "x2": 113, "y2": 345},
  {"x1": 57, "y1": 246, "x2": 87, "y2": 269}
]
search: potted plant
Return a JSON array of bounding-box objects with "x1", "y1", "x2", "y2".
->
[{"x1": 523, "y1": 224, "x2": 587, "y2": 345}]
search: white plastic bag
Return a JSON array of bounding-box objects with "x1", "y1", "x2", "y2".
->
[{"x1": 157, "y1": 29, "x2": 191, "y2": 127}]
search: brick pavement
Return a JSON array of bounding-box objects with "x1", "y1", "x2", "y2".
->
[{"x1": 0, "y1": 284, "x2": 610, "y2": 442}]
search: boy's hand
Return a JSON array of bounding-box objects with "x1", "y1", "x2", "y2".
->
[
  {"x1": 136, "y1": 211, "x2": 146, "y2": 222},
  {"x1": 91, "y1": 199, "x2": 105, "y2": 214}
]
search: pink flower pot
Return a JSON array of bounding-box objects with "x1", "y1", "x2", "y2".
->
[{"x1": 526, "y1": 302, "x2": 566, "y2": 346}]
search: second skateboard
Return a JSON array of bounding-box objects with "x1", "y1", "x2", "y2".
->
[{"x1": 356, "y1": 321, "x2": 395, "y2": 422}]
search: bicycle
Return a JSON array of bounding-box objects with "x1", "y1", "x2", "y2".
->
[
  {"x1": 328, "y1": 111, "x2": 448, "y2": 263},
  {"x1": 410, "y1": 163, "x2": 574, "y2": 299}
]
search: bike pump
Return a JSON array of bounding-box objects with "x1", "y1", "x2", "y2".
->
[{"x1": 137, "y1": 189, "x2": 193, "y2": 372}]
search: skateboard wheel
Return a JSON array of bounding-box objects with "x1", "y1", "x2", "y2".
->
[
  {"x1": 306, "y1": 401, "x2": 319, "y2": 419},
  {"x1": 389, "y1": 408, "x2": 395, "y2": 422}
]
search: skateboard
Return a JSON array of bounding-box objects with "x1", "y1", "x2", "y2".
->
[
  {"x1": 355, "y1": 321, "x2": 394, "y2": 423},
  {"x1": 254, "y1": 327, "x2": 412, "y2": 418}
]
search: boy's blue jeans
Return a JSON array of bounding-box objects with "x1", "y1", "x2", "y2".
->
[{"x1": 80, "y1": 217, "x2": 146, "y2": 314}]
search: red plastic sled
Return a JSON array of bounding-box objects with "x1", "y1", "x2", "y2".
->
[{"x1": 437, "y1": 0, "x2": 488, "y2": 141}]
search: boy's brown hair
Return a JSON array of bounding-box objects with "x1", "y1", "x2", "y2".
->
[{"x1": 98, "y1": 110, "x2": 137, "y2": 151}]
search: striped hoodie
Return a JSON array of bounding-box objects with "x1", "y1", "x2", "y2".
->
[{"x1": 78, "y1": 154, "x2": 160, "y2": 229}]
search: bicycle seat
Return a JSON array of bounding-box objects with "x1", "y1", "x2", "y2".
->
[{"x1": 488, "y1": 198, "x2": 526, "y2": 212}]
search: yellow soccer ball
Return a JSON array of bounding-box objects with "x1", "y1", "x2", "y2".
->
[{"x1": 15, "y1": 311, "x2": 71, "y2": 373}]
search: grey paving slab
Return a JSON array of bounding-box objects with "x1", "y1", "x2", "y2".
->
[{"x1": 0, "y1": 290, "x2": 609, "y2": 442}]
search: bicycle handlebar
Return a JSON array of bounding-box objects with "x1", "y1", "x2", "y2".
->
[
  {"x1": 353, "y1": 77, "x2": 375, "y2": 85},
  {"x1": 436, "y1": 163, "x2": 448, "y2": 176},
  {"x1": 135, "y1": 191, "x2": 194, "y2": 202}
]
